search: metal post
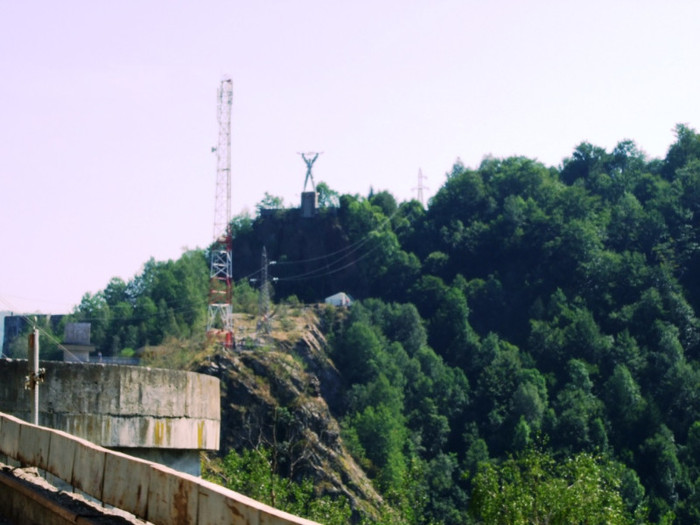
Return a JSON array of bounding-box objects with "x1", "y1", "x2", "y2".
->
[{"x1": 28, "y1": 328, "x2": 39, "y2": 425}]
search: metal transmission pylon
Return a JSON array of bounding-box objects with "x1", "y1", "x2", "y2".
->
[
  {"x1": 259, "y1": 247, "x2": 271, "y2": 333},
  {"x1": 300, "y1": 152, "x2": 321, "y2": 192},
  {"x1": 412, "y1": 168, "x2": 429, "y2": 207},
  {"x1": 207, "y1": 77, "x2": 234, "y2": 349},
  {"x1": 250, "y1": 246, "x2": 277, "y2": 335}
]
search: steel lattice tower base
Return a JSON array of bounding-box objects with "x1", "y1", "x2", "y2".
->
[{"x1": 206, "y1": 77, "x2": 234, "y2": 349}]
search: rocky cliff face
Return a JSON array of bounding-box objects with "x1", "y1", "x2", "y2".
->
[{"x1": 197, "y1": 306, "x2": 382, "y2": 518}]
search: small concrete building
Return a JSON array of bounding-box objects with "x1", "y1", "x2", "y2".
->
[
  {"x1": 325, "y1": 292, "x2": 353, "y2": 307},
  {"x1": 62, "y1": 322, "x2": 94, "y2": 362}
]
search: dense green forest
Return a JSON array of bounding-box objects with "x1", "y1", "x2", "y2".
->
[{"x1": 19, "y1": 124, "x2": 700, "y2": 523}]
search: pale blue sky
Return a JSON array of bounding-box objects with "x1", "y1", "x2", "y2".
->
[{"x1": 2, "y1": 1, "x2": 700, "y2": 314}]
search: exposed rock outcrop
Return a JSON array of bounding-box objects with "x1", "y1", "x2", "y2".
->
[{"x1": 197, "y1": 307, "x2": 382, "y2": 518}]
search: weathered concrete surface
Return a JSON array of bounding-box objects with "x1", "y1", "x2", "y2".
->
[
  {"x1": 0, "y1": 413, "x2": 320, "y2": 525},
  {"x1": 0, "y1": 464, "x2": 146, "y2": 524},
  {"x1": 0, "y1": 359, "x2": 219, "y2": 451}
]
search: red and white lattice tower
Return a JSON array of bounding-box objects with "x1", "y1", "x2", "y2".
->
[{"x1": 207, "y1": 77, "x2": 234, "y2": 348}]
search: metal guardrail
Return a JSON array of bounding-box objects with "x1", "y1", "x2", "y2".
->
[{"x1": 0, "y1": 412, "x2": 319, "y2": 525}]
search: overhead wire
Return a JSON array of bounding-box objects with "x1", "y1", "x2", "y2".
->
[
  {"x1": 278, "y1": 239, "x2": 388, "y2": 282},
  {"x1": 270, "y1": 206, "x2": 401, "y2": 282},
  {"x1": 272, "y1": 209, "x2": 395, "y2": 267},
  {"x1": 0, "y1": 200, "x2": 420, "y2": 350},
  {"x1": 0, "y1": 293, "x2": 82, "y2": 361}
]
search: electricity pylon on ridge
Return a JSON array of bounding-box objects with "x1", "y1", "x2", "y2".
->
[
  {"x1": 251, "y1": 246, "x2": 277, "y2": 335},
  {"x1": 207, "y1": 77, "x2": 234, "y2": 349},
  {"x1": 300, "y1": 152, "x2": 322, "y2": 192},
  {"x1": 412, "y1": 168, "x2": 429, "y2": 208},
  {"x1": 259, "y1": 246, "x2": 271, "y2": 333}
]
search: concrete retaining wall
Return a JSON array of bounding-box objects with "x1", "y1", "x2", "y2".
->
[
  {"x1": 0, "y1": 359, "x2": 219, "y2": 450},
  {"x1": 0, "y1": 412, "x2": 320, "y2": 525}
]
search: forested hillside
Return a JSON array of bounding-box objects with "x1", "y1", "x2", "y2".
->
[{"x1": 27, "y1": 124, "x2": 700, "y2": 523}]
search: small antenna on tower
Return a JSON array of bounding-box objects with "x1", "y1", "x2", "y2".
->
[{"x1": 412, "y1": 168, "x2": 429, "y2": 207}]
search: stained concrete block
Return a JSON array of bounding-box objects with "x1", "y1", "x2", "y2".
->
[
  {"x1": 120, "y1": 366, "x2": 199, "y2": 418},
  {"x1": 102, "y1": 450, "x2": 151, "y2": 520},
  {"x1": 0, "y1": 360, "x2": 221, "y2": 453},
  {"x1": 147, "y1": 463, "x2": 199, "y2": 525},
  {"x1": 59, "y1": 415, "x2": 220, "y2": 449},
  {"x1": 71, "y1": 437, "x2": 106, "y2": 501},
  {"x1": 45, "y1": 428, "x2": 77, "y2": 483},
  {"x1": 197, "y1": 478, "x2": 261, "y2": 525},
  {"x1": 0, "y1": 414, "x2": 21, "y2": 459},
  {"x1": 185, "y1": 373, "x2": 221, "y2": 420},
  {"x1": 0, "y1": 363, "x2": 28, "y2": 414},
  {"x1": 16, "y1": 422, "x2": 51, "y2": 471}
]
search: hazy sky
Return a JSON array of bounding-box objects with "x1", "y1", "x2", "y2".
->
[{"x1": 2, "y1": 1, "x2": 700, "y2": 315}]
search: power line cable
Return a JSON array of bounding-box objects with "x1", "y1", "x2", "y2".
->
[
  {"x1": 277, "y1": 236, "x2": 388, "y2": 282},
  {"x1": 272, "y1": 209, "x2": 395, "y2": 267},
  {"x1": 0, "y1": 199, "x2": 420, "y2": 339},
  {"x1": 0, "y1": 294, "x2": 82, "y2": 361}
]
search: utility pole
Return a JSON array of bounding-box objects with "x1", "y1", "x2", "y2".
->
[
  {"x1": 25, "y1": 327, "x2": 44, "y2": 425},
  {"x1": 207, "y1": 77, "x2": 235, "y2": 349}
]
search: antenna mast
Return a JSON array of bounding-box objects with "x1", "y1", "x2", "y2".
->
[{"x1": 207, "y1": 77, "x2": 234, "y2": 349}]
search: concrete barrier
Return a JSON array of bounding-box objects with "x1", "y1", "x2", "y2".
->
[
  {"x1": 147, "y1": 463, "x2": 200, "y2": 523},
  {"x1": 45, "y1": 428, "x2": 78, "y2": 483},
  {"x1": 0, "y1": 413, "x2": 20, "y2": 460},
  {"x1": 16, "y1": 421, "x2": 51, "y2": 469},
  {"x1": 102, "y1": 449, "x2": 151, "y2": 517},
  {"x1": 71, "y1": 436, "x2": 106, "y2": 500},
  {"x1": 0, "y1": 412, "x2": 320, "y2": 525}
]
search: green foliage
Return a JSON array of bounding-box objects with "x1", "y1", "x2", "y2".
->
[
  {"x1": 7, "y1": 316, "x2": 63, "y2": 361},
  {"x1": 369, "y1": 189, "x2": 398, "y2": 217},
  {"x1": 470, "y1": 446, "x2": 646, "y2": 524},
  {"x1": 231, "y1": 279, "x2": 259, "y2": 314},
  {"x1": 229, "y1": 210, "x2": 254, "y2": 237},
  {"x1": 663, "y1": 124, "x2": 700, "y2": 180},
  {"x1": 316, "y1": 181, "x2": 340, "y2": 208},
  {"x1": 65, "y1": 250, "x2": 208, "y2": 356},
  {"x1": 204, "y1": 448, "x2": 352, "y2": 525},
  {"x1": 350, "y1": 401, "x2": 407, "y2": 491},
  {"x1": 48, "y1": 124, "x2": 700, "y2": 523},
  {"x1": 256, "y1": 191, "x2": 285, "y2": 213},
  {"x1": 331, "y1": 299, "x2": 471, "y2": 523}
]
